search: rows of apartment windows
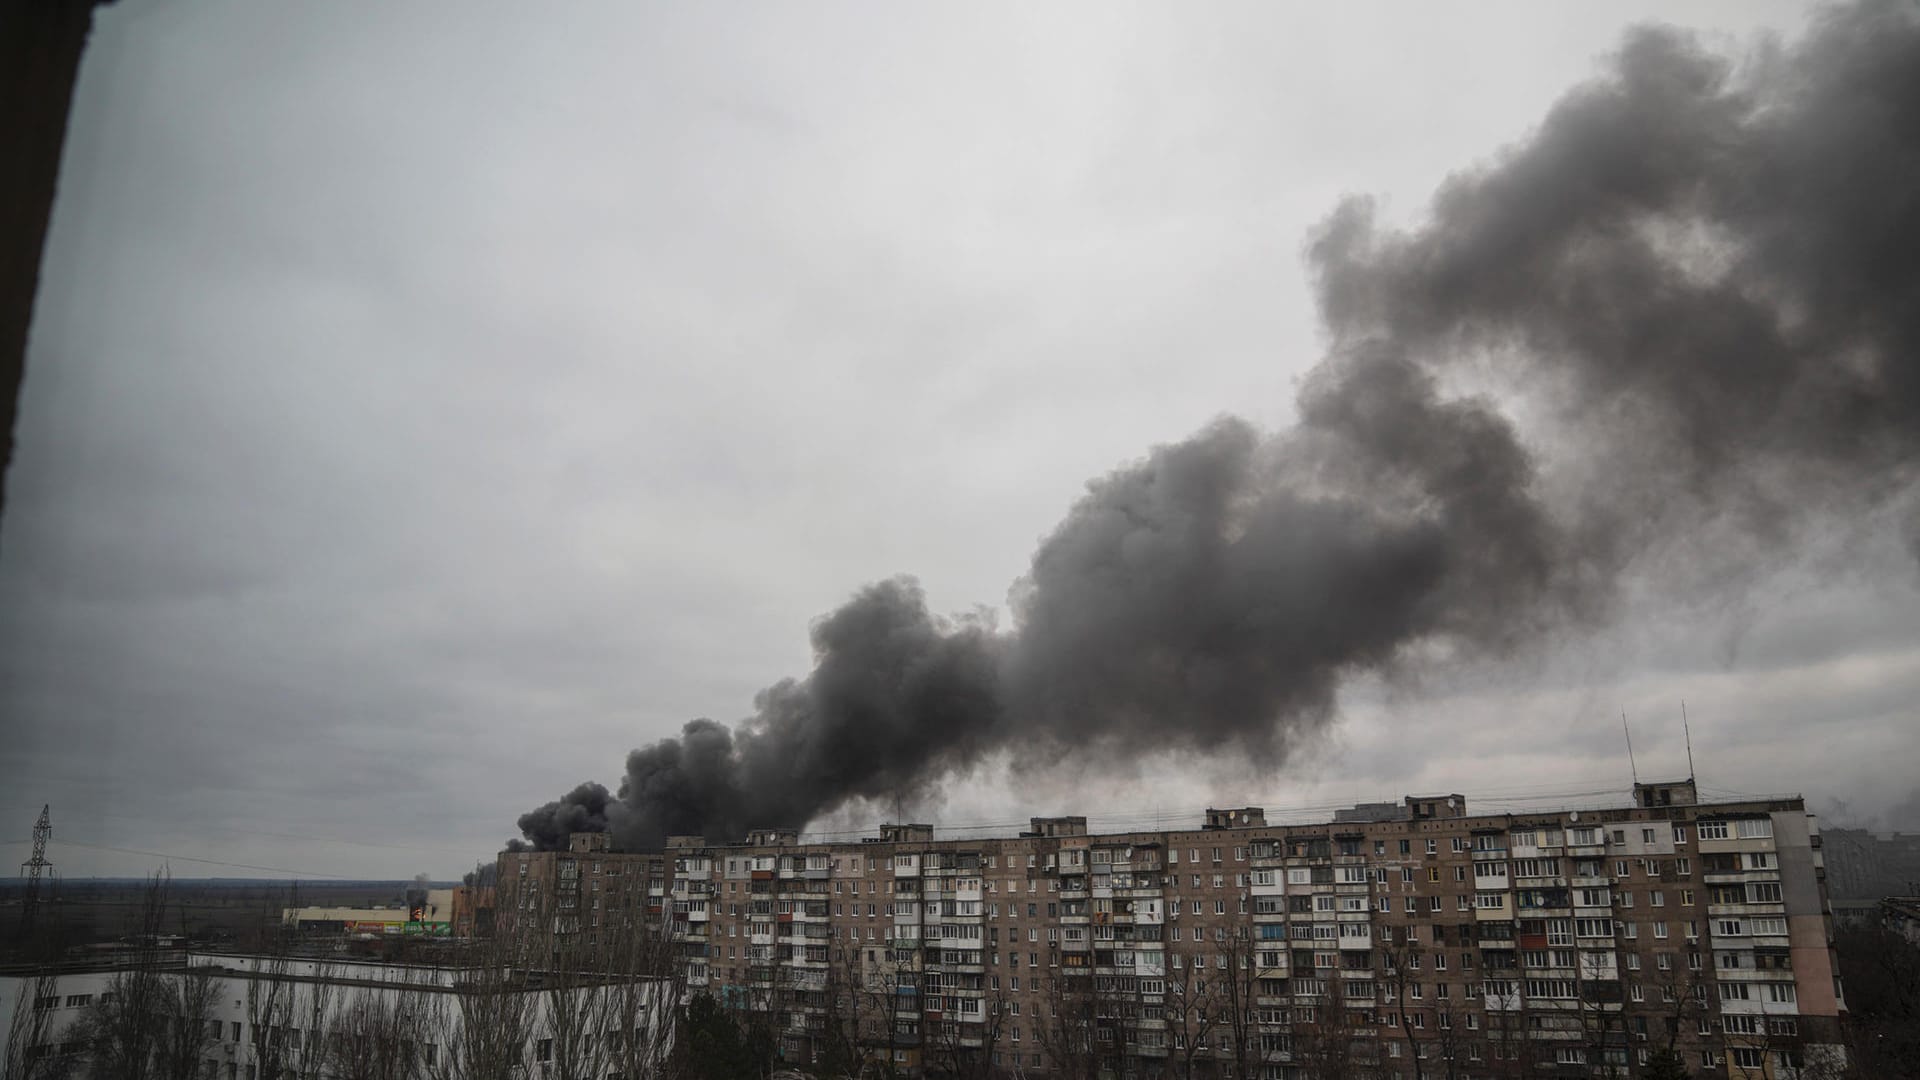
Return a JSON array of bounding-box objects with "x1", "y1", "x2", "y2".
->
[
  {"x1": 652, "y1": 824, "x2": 1787, "y2": 894},
  {"x1": 680, "y1": 887, "x2": 1778, "y2": 926},
  {"x1": 511, "y1": 813, "x2": 1776, "y2": 881}
]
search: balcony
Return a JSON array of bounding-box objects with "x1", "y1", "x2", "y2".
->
[
  {"x1": 1706, "y1": 902, "x2": 1787, "y2": 920},
  {"x1": 1713, "y1": 967, "x2": 1787, "y2": 983}
]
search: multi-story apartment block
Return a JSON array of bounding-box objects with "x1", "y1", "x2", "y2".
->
[
  {"x1": 497, "y1": 831, "x2": 672, "y2": 950},
  {"x1": 496, "y1": 780, "x2": 1847, "y2": 1079}
]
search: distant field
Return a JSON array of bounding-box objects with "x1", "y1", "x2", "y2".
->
[{"x1": 0, "y1": 879, "x2": 451, "y2": 961}]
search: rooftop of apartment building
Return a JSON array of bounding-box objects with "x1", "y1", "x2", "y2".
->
[{"x1": 513, "y1": 776, "x2": 1821, "y2": 858}]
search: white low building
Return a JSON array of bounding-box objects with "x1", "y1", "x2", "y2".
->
[{"x1": 2, "y1": 950, "x2": 672, "y2": 1078}]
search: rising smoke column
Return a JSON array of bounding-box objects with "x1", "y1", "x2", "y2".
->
[{"x1": 518, "y1": 0, "x2": 1920, "y2": 851}]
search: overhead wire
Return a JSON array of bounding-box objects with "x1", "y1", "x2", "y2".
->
[
  {"x1": 0, "y1": 802, "x2": 477, "y2": 858},
  {"x1": 33, "y1": 838, "x2": 362, "y2": 879}
]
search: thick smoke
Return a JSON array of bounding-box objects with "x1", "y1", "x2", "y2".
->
[
  {"x1": 513, "y1": 780, "x2": 614, "y2": 851},
  {"x1": 518, "y1": 1, "x2": 1920, "y2": 851}
]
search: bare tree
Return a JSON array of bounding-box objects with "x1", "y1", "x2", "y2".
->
[
  {"x1": 150, "y1": 966, "x2": 217, "y2": 1080},
  {"x1": 1042, "y1": 940, "x2": 1147, "y2": 1080},
  {"x1": 243, "y1": 883, "x2": 302, "y2": 1080},
  {"x1": 1569, "y1": 946, "x2": 1630, "y2": 1080},
  {"x1": 923, "y1": 963, "x2": 1008, "y2": 1080},
  {"x1": 540, "y1": 907, "x2": 680, "y2": 1080},
  {"x1": 286, "y1": 963, "x2": 343, "y2": 1080},
  {"x1": 1719, "y1": 997, "x2": 1853, "y2": 1080},
  {"x1": 1480, "y1": 980, "x2": 1536, "y2": 1080},
  {"x1": 1641, "y1": 953, "x2": 1715, "y2": 1070},
  {"x1": 1386, "y1": 939, "x2": 1486, "y2": 1080},
  {"x1": 599, "y1": 892, "x2": 683, "y2": 1080},
  {"x1": 1216, "y1": 926, "x2": 1271, "y2": 1080},
  {"x1": 542, "y1": 921, "x2": 615, "y2": 1080},
  {"x1": 1379, "y1": 941, "x2": 1431, "y2": 1080},
  {"x1": 1425, "y1": 997, "x2": 1472, "y2": 1080},
  {"x1": 324, "y1": 983, "x2": 431, "y2": 1080},
  {"x1": 451, "y1": 847, "x2": 680, "y2": 1080},
  {"x1": 421, "y1": 910, "x2": 537, "y2": 1080},
  {"x1": 1289, "y1": 977, "x2": 1363, "y2": 1080},
  {"x1": 816, "y1": 942, "x2": 867, "y2": 1078},
  {"x1": 72, "y1": 872, "x2": 177, "y2": 1080},
  {"x1": 3, "y1": 969, "x2": 73, "y2": 1080},
  {"x1": 1035, "y1": 960, "x2": 1101, "y2": 1080},
  {"x1": 1162, "y1": 940, "x2": 1223, "y2": 1080},
  {"x1": 862, "y1": 938, "x2": 925, "y2": 1080},
  {"x1": 71, "y1": 962, "x2": 215, "y2": 1080},
  {"x1": 1833, "y1": 924, "x2": 1920, "y2": 1080}
]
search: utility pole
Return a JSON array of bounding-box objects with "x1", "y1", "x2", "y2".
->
[{"x1": 18, "y1": 804, "x2": 54, "y2": 939}]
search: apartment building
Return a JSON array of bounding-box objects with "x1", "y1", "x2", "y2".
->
[
  {"x1": 496, "y1": 780, "x2": 1846, "y2": 1079},
  {"x1": 497, "y1": 831, "x2": 671, "y2": 940}
]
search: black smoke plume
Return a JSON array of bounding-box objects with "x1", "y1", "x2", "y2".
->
[
  {"x1": 519, "y1": 1, "x2": 1920, "y2": 852},
  {"x1": 514, "y1": 781, "x2": 613, "y2": 851}
]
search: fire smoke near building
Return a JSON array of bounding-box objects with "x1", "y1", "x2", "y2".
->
[{"x1": 518, "y1": 1, "x2": 1919, "y2": 852}]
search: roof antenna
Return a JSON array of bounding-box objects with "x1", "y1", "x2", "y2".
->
[
  {"x1": 1682, "y1": 701, "x2": 1697, "y2": 782},
  {"x1": 1622, "y1": 711, "x2": 1639, "y2": 785}
]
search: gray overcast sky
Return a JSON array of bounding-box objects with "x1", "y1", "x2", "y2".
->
[{"x1": 4, "y1": 0, "x2": 1916, "y2": 880}]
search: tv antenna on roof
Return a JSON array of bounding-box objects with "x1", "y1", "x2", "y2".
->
[
  {"x1": 1682, "y1": 701, "x2": 1697, "y2": 782},
  {"x1": 1622, "y1": 711, "x2": 1639, "y2": 785}
]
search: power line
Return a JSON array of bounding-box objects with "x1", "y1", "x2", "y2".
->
[
  {"x1": 0, "y1": 803, "x2": 477, "y2": 858},
  {"x1": 43, "y1": 838, "x2": 363, "y2": 880}
]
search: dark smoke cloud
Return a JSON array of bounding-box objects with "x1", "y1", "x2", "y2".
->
[
  {"x1": 514, "y1": 781, "x2": 613, "y2": 850},
  {"x1": 519, "y1": 0, "x2": 1920, "y2": 851},
  {"x1": 600, "y1": 585, "x2": 1004, "y2": 849}
]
